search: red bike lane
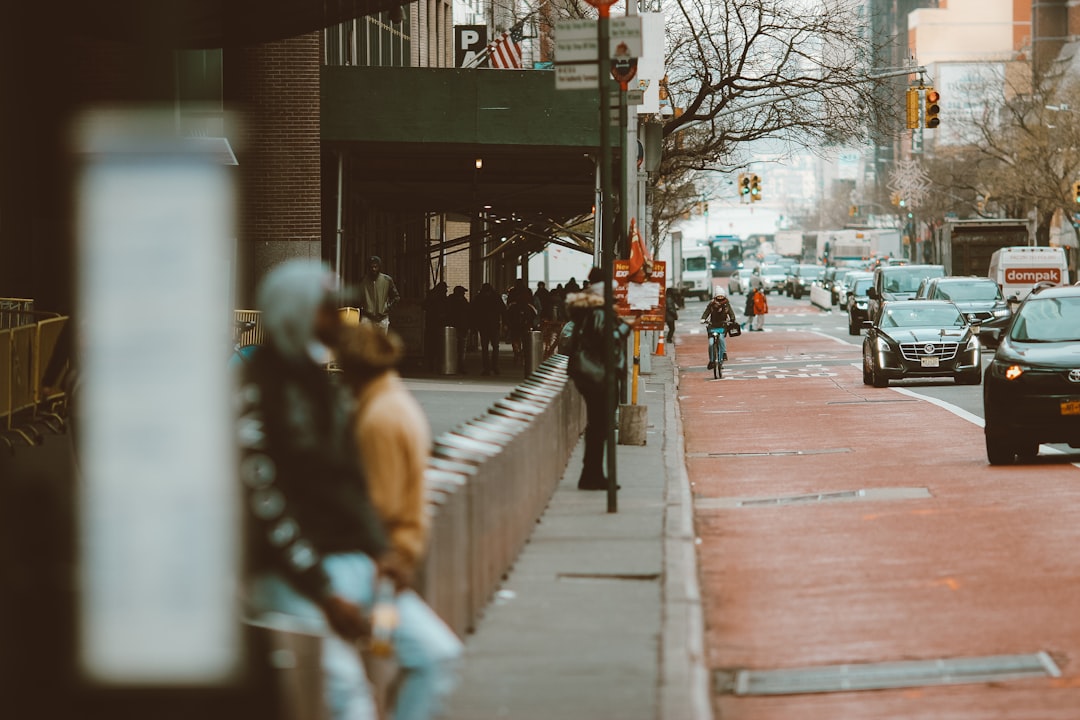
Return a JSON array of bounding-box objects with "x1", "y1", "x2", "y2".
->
[{"x1": 674, "y1": 324, "x2": 1080, "y2": 719}]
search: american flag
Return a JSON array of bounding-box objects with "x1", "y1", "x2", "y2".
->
[{"x1": 488, "y1": 22, "x2": 524, "y2": 69}]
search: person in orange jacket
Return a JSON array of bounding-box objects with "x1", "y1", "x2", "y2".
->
[{"x1": 751, "y1": 287, "x2": 769, "y2": 331}]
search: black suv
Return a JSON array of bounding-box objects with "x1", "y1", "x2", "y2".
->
[
  {"x1": 983, "y1": 284, "x2": 1080, "y2": 465},
  {"x1": 867, "y1": 264, "x2": 945, "y2": 321},
  {"x1": 915, "y1": 276, "x2": 1012, "y2": 347}
]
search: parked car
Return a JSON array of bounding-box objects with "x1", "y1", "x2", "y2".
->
[
  {"x1": 915, "y1": 276, "x2": 1012, "y2": 347},
  {"x1": 845, "y1": 273, "x2": 875, "y2": 335},
  {"x1": 982, "y1": 284, "x2": 1080, "y2": 465},
  {"x1": 867, "y1": 263, "x2": 946, "y2": 321},
  {"x1": 861, "y1": 300, "x2": 982, "y2": 388},
  {"x1": 786, "y1": 264, "x2": 825, "y2": 299}
]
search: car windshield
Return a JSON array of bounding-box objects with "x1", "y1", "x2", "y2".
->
[
  {"x1": 934, "y1": 282, "x2": 1002, "y2": 302},
  {"x1": 852, "y1": 278, "x2": 873, "y2": 295},
  {"x1": 881, "y1": 305, "x2": 965, "y2": 329},
  {"x1": 685, "y1": 256, "x2": 708, "y2": 272},
  {"x1": 1009, "y1": 297, "x2": 1080, "y2": 342},
  {"x1": 760, "y1": 265, "x2": 783, "y2": 275},
  {"x1": 799, "y1": 265, "x2": 824, "y2": 278},
  {"x1": 883, "y1": 267, "x2": 943, "y2": 293}
]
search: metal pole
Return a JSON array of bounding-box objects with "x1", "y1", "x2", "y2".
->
[
  {"x1": 335, "y1": 153, "x2": 344, "y2": 280},
  {"x1": 598, "y1": 6, "x2": 617, "y2": 513}
]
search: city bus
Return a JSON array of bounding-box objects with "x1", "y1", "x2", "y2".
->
[{"x1": 708, "y1": 235, "x2": 744, "y2": 278}]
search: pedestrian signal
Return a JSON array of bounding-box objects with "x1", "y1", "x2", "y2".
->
[{"x1": 924, "y1": 88, "x2": 941, "y2": 129}]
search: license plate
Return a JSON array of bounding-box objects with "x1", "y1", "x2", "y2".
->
[
  {"x1": 1062, "y1": 400, "x2": 1080, "y2": 416},
  {"x1": 920, "y1": 356, "x2": 939, "y2": 368}
]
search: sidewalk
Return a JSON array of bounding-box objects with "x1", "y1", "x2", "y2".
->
[{"x1": 434, "y1": 349, "x2": 712, "y2": 720}]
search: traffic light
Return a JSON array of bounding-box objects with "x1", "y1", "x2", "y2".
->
[
  {"x1": 1072, "y1": 181, "x2": 1080, "y2": 204},
  {"x1": 924, "y1": 88, "x2": 941, "y2": 129},
  {"x1": 738, "y1": 173, "x2": 751, "y2": 200},
  {"x1": 905, "y1": 87, "x2": 920, "y2": 129},
  {"x1": 703, "y1": 202, "x2": 709, "y2": 215},
  {"x1": 750, "y1": 174, "x2": 762, "y2": 201},
  {"x1": 849, "y1": 205, "x2": 858, "y2": 217}
]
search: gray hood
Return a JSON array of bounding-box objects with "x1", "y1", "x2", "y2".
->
[{"x1": 257, "y1": 259, "x2": 335, "y2": 363}]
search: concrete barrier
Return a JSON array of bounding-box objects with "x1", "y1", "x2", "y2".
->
[{"x1": 420, "y1": 354, "x2": 585, "y2": 637}]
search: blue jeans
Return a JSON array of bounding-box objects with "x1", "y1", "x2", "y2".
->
[{"x1": 250, "y1": 553, "x2": 462, "y2": 720}]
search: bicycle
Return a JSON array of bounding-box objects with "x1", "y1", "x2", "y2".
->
[{"x1": 705, "y1": 323, "x2": 727, "y2": 379}]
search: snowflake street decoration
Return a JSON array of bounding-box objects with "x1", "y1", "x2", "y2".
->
[{"x1": 887, "y1": 159, "x2": 932, "y2": 209}]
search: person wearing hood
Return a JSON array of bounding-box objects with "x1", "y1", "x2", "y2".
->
[
  {"x1": 336, "y1": 322, "x2": 463, "y2": 720},
  {"x1": 236, "y1": 259, "x2": 409, "y2": 720},
  {"x1": 565, "y1": 266, "x2": 632, "y2": 490},
  {"x1": 359, "y1": 255, "x2": 400, "y2": 332}
]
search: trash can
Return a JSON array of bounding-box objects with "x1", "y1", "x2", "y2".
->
[
  {"x1": 441, "y1": 327, "x2": 458, "y2": 375},
  {"x1": 523, "y1": 330, "x2": 543, "y2": 377}
]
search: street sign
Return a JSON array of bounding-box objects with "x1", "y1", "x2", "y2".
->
[
  {"x1": 555, "y1": 62, "x2": 600, "y2": 90},
  {"x1": 608, "y1": 89, "x2": 645, "y2": 106},
  {"x1": 555, "y1": 16, "x2": 643, "y2": 62}
]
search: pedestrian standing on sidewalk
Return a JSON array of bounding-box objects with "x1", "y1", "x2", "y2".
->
[
  {"x1": 473, "y1": 282, "x2": 505, "y2": 375},
  {"x1": 752, "y1": 286, "x2": 769, "y2": 331},
  {"x1": 422, "y1": 281, "x2": 448, "y2": 372},
  {"x1": 336, "y1": 321, "x2": 463, "y2": 720},
  {"x1": 359, "y1": 255, "x2": 400, "y2": 332},
  {"x1": 665, "y1": 292, "x2": 679, "y2": 343},
  {"x1": 566, "y1": 266, "x2": 632, "y2": 491},
  {"x1": 445, "y1": 285, "x2": 472, "y2": 374},
  {"x1": 236, "y1": 259, "x2": 395, "y2": 720}
]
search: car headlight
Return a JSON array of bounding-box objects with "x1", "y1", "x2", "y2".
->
[
  {"x1": 990, "y1": 359, "x2": 1026, "y2": 380},
  {"x1": 965, "y1": 335, "x2": 980, "y2": 351},
  {"x1": 855, "y1": 301, "x2": 868, "y2": 309},
  {"x1": 875, "y1": 336, "x2": 890, "y2": 353},
  {"x1": 992, "y1": 308, "x2": 1011, "y2": 318}
]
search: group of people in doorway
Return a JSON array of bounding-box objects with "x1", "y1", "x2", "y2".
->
[{"x1": 421, "y1": 277, "x2": 585, "y2": 376}]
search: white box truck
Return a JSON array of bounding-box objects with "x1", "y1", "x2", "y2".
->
[
  {"x1": 988, "y1": 246, "x2": 1069, "y2": 301},
  {"x1": 680, "y1": 244, "x2": 713, "y2": 300}
]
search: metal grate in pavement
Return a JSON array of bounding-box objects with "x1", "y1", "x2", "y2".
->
[
  {"x1": 687, "y1": 447, "x2": 851, "y2": 458},
  {"x1": 556, "y1": 572, "x2": 660, "y2": 583},
  {"x1": 696, "y1": 487, "x2": 931, "y2": 509},
  {"x1": 715, "y1": 652, "x2": 1060, "y2": 696}
]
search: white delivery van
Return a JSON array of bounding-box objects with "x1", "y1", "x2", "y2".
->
[
  {"x1": 680, "y1": 244, "x2": 713, "y2": 300},
  {"x1": 988, "y1": 246, "x2": 1069, "y2": 301}
]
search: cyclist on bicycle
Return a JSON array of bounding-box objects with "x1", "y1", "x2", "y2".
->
[{"x1": 701, "y1": 290, "x2": 736, "y2": 370}]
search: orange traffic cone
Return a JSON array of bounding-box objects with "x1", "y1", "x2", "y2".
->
[{"x1": 655, "y1": 332, "x2": 666, "y2": 356}]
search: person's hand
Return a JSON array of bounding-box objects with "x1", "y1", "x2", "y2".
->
[
  {"x1": 321, "y1": 594, "x2": 370, "y2": 641},
  {"x1": 377, "y1": 549, "x2": 415, "y2": 592}
]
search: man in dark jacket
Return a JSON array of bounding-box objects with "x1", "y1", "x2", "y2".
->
[
  {"x1": 238, "y1": 260, "x2": 459, "y2": 720},
  {"x1": 445, "y1": 285, "x2": 472, "y2": 373}
]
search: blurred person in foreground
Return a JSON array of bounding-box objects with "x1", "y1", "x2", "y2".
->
[
  {"x1": 337, "y1": 321, "x2": 462, "y2": 719},
  {"x1": 235, "y1": 259, "x2": 454, "y2": 720}
]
